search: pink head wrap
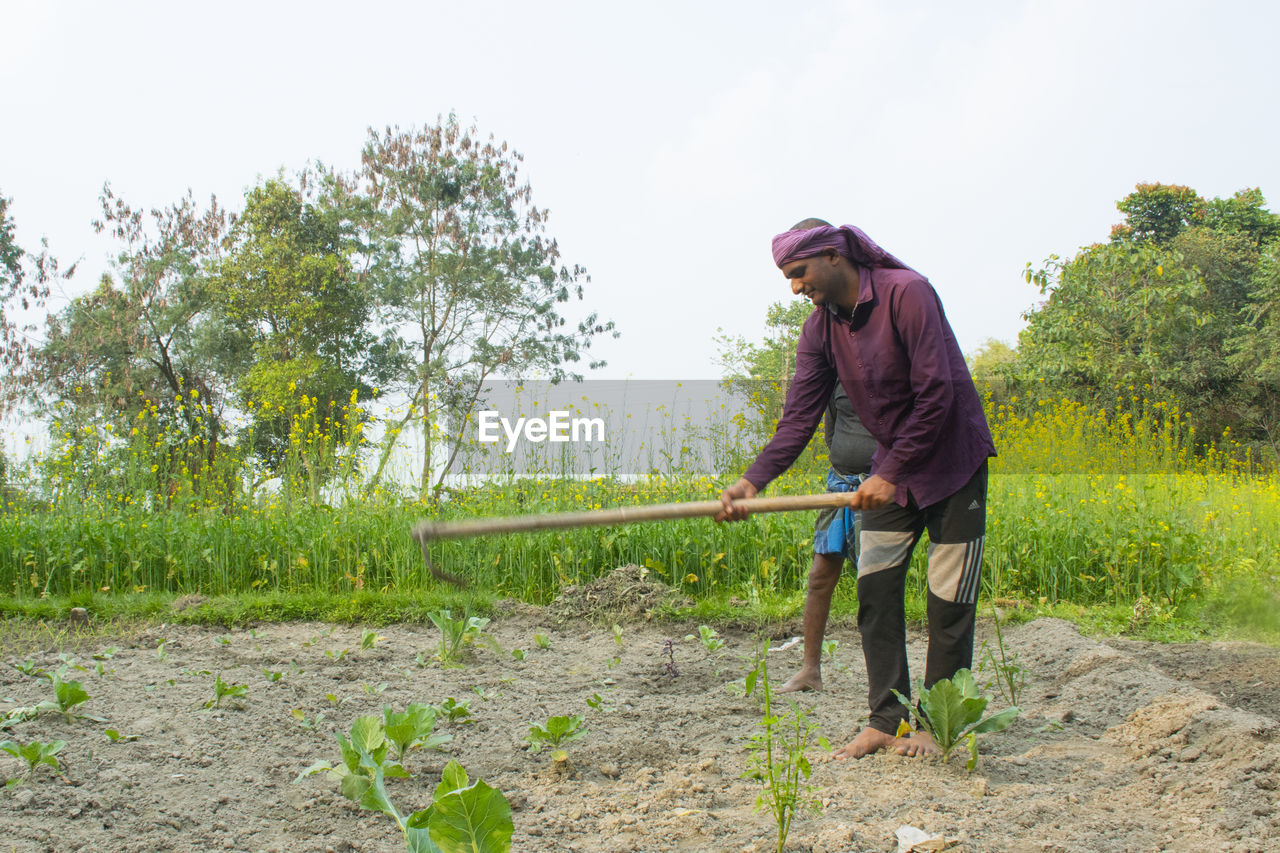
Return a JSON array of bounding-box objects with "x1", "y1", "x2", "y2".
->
[{"x1": 771, "y1": 224, "x2": 914, "y2": 272}]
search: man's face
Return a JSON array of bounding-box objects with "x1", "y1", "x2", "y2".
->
[{"x1": 781, "y1": 250, "x2": 842, "y2": 307}]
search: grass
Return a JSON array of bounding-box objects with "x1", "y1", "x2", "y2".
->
[{"x1": 1, "y1": 391, "x2": 1275, "y2": 643}]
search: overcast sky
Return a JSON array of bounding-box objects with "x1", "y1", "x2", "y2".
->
[{"x1": 3, "y1": 0, "x2": 1277, "y2": 382}]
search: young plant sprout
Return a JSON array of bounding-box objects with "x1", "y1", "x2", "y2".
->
[
  {"x1": 741, "y1": 642, "x2": 827, "y2": 853},
  {"x1": 978, "y1": 606, "x2": 1028, "y2": 707},
  {"x1": 382, "y1": 703, "x2": 452, "y2": 760},
  {"x1": 1, "y1": 738, "x2": 66, "y2": 787},
  {"x1": 428, "y1": 610, "x2": 492, "y2": 667},
  {"x1": 205, "y1": 673, "x2": 249, "y2": 710},
  {"x1": 360, "y1": 628, "x2": 382, "y2": 651},
  {"x1": 688, "y1": 624, "x2": 726, "y2": 654},
  {"x1": 524, "y1": 714, "x2": 588, "y2": 758},
  {"x1": 892, "y1": 668, "x2": 1020, "y2": 771},
  {"x1": 297, "y1": 717, "x2": 512, "y2": 853},
  {"x1": 660, "y1": 638, "x2": 679, "y2": 679},
  {"x1": 431, "y1": 697, "x2": 475, "y2": 724}
]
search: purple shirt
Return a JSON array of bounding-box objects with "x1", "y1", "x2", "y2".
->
[{"x1": 743, "y1": 265, "x2": 995, "y2": 509}]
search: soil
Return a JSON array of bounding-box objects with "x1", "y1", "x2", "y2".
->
[{"x1": 1, "y1": 567, "x2": 1278, "y2": 853}]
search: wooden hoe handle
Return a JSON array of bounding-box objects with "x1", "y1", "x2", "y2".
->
[{"x1": 410, "y1": 492, "x2": 852, "y2": 542}]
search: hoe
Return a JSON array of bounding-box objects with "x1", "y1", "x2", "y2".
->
[{"x1": 411, "y1": 492, "x2": 852, "y2": 588}]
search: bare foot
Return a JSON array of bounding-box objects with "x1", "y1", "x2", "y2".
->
[
  {"x1": 833, "y1": 727, "x2": 897, "y2": 759},
  {"x1": 893, "y1": 729, "x2": 941, "y2": 757},
  {"x1": 778, "y1": 668, "x2": 822, "y2": 693}
]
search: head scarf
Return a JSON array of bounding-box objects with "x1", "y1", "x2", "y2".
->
[{"x1": 771, "y1": 224, "x2": 914, "y2": 273}]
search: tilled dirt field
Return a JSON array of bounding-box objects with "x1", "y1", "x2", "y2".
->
[{"x1": 1, "y1": 579, "x2": 1277, "y2": 852}]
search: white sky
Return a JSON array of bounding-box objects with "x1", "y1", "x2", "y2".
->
[{"x1": 3, "y1": 0, "x2": 1277, "y2": 382}]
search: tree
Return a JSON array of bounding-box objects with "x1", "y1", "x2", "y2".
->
[
  {"x1": 206, "y1": 173, "x2": 381, "y2": 493},
  {"x1": 31, "y1": 185, "x2": 235, "y2": 500},
  {"x1": 1111, "y1": 183, "x2": 1205, "y2": 244},
  {"x1": 1230, "y1": 243, "x2": 1280, "y2": 458},
  {"x1": 1019, "y1": 182, "x2": 1280, "y2": 453},
  {"x1": 358, "y1": 115, "x2": 616, "y2": 494},
  {"x1": 0, "y1": 191, "x2": 68, "y2": 418},
  {"x1": 716, "y1": 299, "x2": 812, "y2": 438}
]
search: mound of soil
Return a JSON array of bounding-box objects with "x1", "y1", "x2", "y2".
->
[
  {"x1": 546, "y1": 564, "x2": 691, "y2": 624},
  {"x1": 0, "y1": 614, "x2": 1276, "y2": 852}
]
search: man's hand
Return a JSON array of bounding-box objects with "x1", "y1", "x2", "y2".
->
[
  {"x1": 849, "y1": 474, "x2": 895, "y2": 510},
  {"x1": 716, "y1": 477, "x2": 759, "y2": 522}
]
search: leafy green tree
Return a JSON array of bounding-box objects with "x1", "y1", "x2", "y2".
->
[
  {"x1": 716, "y1": 299, "x2": 811, "y2": 438},
  {"x1": 357, "y1": 115, "x2": 616, "y2": 494},
  {"x1": 29, "y1": 186, "x2": 238, "y2": 501},
  {"x1": 1, "y1": 192, "x2": 67, "y2": 417},
  {"x1": 1020, "y1": 182, "x2": 1280, "y2": 454},
  {"x1": 1110, "y1": 183, "x2": 1205, "y2": 244},
  {"x1": 1230, "y1": 243, "x2": 1280, "y2": 458},
  {"x1": 206, "y1": 174, "x2": 380, "y2": 494}
]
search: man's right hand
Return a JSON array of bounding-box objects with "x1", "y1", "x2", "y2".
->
[{"x1": 716, "y1": 477, "x2": 759, "y2": 523}]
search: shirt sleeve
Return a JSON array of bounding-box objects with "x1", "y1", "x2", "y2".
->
[
  {"x1": 871, "y1": 277, "x2": 955, "y2": 486},
  {"x1": 742, "y1": 311, "x2": 836, "y2": 491}
]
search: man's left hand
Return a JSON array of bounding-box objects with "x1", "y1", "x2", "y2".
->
[{"x1": 849, "y1": 474, "x2": 896, "y2": 510}]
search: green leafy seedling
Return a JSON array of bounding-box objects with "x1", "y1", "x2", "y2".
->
[
  {"x1": 46, "y1": 665, "x2": 101, "y2": 722},
  {"x1": 292, "y1": 708, "x2": 326, "y2": 730},
  {"x1": 1, "y1": 738, "x2": 66, "y2": 786},
  {"x1": 524, "y1": 714, "x2": 587, "y2": 755},
  {"x1": 586, "y1": 692, "x2": 615, "y2": 713},
  {"x1": 296, "y1": 715, "x2": 411, "y2": 828},
  {"x1": 741, "y1": 641, "x2": 827, "y2": 853},
  {"x1": 263, "y1": 668, "x2": 284, "y2": 683},
  {"x1": 892, "y1": 668, "x2": 1020, "y2": 771},
  {"x1": 431, "y1": 697, "x2": 475, "y2": 724},
  {"x1": 977, "y1": 606, "x2": 1028, "y2": 707},
  {"x1": 428, "y1": 610, "x2": 493, "y2": 667},
  {"x1": 406, "y1": 760, "x2": 514, "y2": 853},
  {"x1": 104, "y1": 728, "x2": 139, "y2": 743},
  {"x1": 154, "y1": 639, "x2": 168, "y2": 661},
  {"x1": 361, "y1": 628, "x2": 382, "y2": 651},
  {"x1": 325, "y1": 648, "x2": 350, "y2": 662},
  {"x1": 533, "y1": 632, "x2": 551, "y2": 650},
  {"x1": 611, "y1": 624, "x2": 624, "y2": 648},
  {"x1": 205, "y1": 673, "x2": 249, "y2": 709},
  {"x1": 13, "y1": 660, "x2": 45, "y2": 678},
  {"x1": 511, "y1": 649, "x2": 526, "y2": 662},
  {"x1": 688, "y1": 624, "x2": 726, "y2": 654},
  {"x1": 383, "y1": 703, "x2": 452, "y2": 760}
]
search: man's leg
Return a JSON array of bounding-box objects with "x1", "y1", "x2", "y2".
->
[
  {"x1": 834, "y1": 502, "x2": 922, "y2": 759},
  {"x1": 779, "y1": 551, "x2": 843, "y2": 693},
  {"x1": 921, "y1": 461, "x2": 988, "y2": 689}
]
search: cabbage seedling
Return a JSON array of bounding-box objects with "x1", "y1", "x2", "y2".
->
[
  {"x1": 205, "y1": 673, "x2": 249, "y2": 710},
  {"x1": 431, "y1": 697, "x2": 474, "y2": 724},
  {"x1": 533, "y1": 632, "x2": 551, "y2": 650},
  {"x1": 1, "y1": 738, "x2": 66, "y2": 786},
  {"x1": 688, "y1": 625, "x2": 726, "y2": 654},
  {"x1": 44, "y1": 665, "x2": 102, "y2": 722},
  {"x1": 525, "y1": 714, "x2": 587, "y2": 755},
  {"x1": 892, "y1": 668, "x2": 1020, "y2": 771},
  {"x1": 406, "y1": 760, "x2": 514, "y2": 853},
  {"x1": 13, "y1": 660, "x2": 45, "y2": 678},
  {"x1": 382, "y1": 703, "x2": 452, "y2": 760},
  {"x1": 361, "y1": 629, "x2": 382, "y2": 651}
]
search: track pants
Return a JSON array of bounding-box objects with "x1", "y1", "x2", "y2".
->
[{"x1": 855, "y1": 461, "x2": 988, "y2": 735}]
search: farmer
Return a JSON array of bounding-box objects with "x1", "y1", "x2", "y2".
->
[
  {"x1": 777, "y1": 384, "x2": 875, "y2": 694},
  {"x1": 717, "y1": 219, "x2": 995, "y2": 758}
]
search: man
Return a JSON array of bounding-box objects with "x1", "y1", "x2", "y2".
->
[
  {"x1": 778, "y1": 384, "x2": 874, "y2": 694},
  {"x1": 718, "y1": 219, "x2": 995, "y2": 759}
]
